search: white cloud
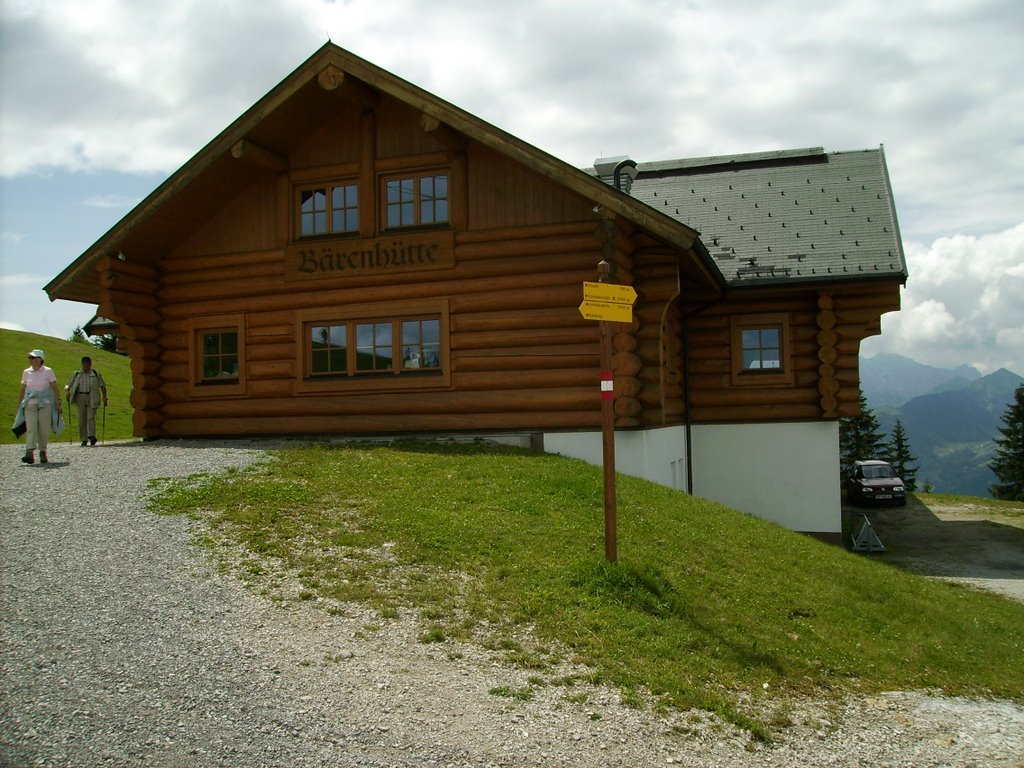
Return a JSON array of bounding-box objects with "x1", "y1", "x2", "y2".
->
[{"x1": 862, "y1": 223, "x2": 1024, "y2": 374}]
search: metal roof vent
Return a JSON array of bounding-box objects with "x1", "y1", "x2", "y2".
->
[{"x1": 594, "y1": 156, "x2": 639, "y2": 194}]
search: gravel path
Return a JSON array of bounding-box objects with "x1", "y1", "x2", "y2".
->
[{"x1": 2, "y1": 440, "x2": 1022, "y2": 767}]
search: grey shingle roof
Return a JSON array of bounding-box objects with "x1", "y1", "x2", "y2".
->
[{"x1": 624, "y1": 147, "x2": 907, "y2": 287}]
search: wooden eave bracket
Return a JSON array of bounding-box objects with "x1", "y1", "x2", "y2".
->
[
  {"x1": 317, "y1": 65, "x2": 380, "y2": 110},
  {"x1": 230, "y1": 139, "x2": 289, "y2": 172},
  {"x1": 419, "y1": 113, "x2": 466, "y2": 152}
]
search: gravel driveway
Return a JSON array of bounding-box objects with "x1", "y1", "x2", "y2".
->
[{"x1": 2, "y1": 440, "x2": 1023, "y2": 767}]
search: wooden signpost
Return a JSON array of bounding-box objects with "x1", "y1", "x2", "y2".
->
[{"x1": 578, "y1": 262, "x2": 636, "y2": 562}]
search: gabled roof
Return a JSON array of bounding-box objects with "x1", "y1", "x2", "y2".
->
[
  {"x1": 45, "y1": 42, "x2": 721, "y2": 304},
  {"x1": 626, "y1": 147, "x2": 908, "y2": 288}
]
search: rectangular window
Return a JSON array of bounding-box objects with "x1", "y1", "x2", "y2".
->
[
  {"x1": 188, "y1": 314, "x2": 247, "y2": 397},
  {"x1": 298, "y1": 182, "x2": 359, "y2": 237},
  {"x1": 741, "y1": 328, "x2": 781, "y2": 370},
  {"x1": 307, "y1": 317, "x2": 442, "y2": 378},
  {"x1": 730, "y1": 314, "x2": 792, "y2": 386},
  {"x1": 298, "y1": 302, "x2": 450, "y2": 393},
  {"x1": 384, "y1": 172, "x2": 449, "y2": 229},
  {"x1": 310, "y1": 324, "x2": 348, "y2": 375},
  {"x1": 201, "y1": 330, "x2": 239, "y2": 382}
]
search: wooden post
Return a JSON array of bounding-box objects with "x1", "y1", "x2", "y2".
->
[{"x1": 598, "y1": 259, "x2": 617, "y2": 563}]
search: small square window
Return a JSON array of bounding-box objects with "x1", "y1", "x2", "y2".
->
[{"x1": 730, "y1": 314, "x2": 792, "y2": 386}]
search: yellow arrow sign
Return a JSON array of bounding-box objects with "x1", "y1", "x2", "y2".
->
[
  {"x1": 579, "y1": 299, "x2": 633, "y2": 323},
  {"x1": 583, "y1": 281, "x2": 637, "y2": 305}
]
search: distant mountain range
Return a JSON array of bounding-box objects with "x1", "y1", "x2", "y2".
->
[{"x1": 861, "y1": 354, "x2": 1023, "y2": 496}]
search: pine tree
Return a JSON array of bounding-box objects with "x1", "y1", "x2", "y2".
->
[
  {"x1": 883, "y1": 419, "x2": 918, "y2": 491},
  {"x1": 989, "y1": 384, "x2": 1024, "y2": 501},
  {"x1": 839, "y1": 391, "x2": 887, "y2": 480}
]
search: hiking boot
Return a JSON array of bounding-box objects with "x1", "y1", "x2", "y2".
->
[
  {"x1": 81, "y1": 440, "x2": 88, "y2": 447},
  {"x1": 89, "y1": 436, "x2": 97, "y2": 446},
  {"x1": 21, "y1": 452, "x2": 34, "y2": 464},
  {"x1": 39, "y1": 452, "x2": 48, "y2": 464}
]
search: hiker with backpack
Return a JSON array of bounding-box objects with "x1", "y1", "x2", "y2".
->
[{"x1": 65, "y1": 356, "x2": 108, "y2": 447}]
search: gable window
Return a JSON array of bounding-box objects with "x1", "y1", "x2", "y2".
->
[
  {"x1": 730, "y1": 314, "x2": 793, "y2": 386},
  {"x1": 298, "y1": 182, "x2": 359, "y2": 237},
  {"x1": 299, "y1": 301, "x2": 450, "y2": 393},
  {"x1": 187, "y1": 314, "x2": 247, "y2": 397},
  {"x1": 384, "y1": 172, "x2": 449, "y2": 228}
]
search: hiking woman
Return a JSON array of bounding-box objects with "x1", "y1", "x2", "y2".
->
[{"x1": 16, "y1": 349, "x2": 62, "y2": 464}]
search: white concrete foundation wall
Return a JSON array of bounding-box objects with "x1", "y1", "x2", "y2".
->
[{"x1": 543, "y1": 421, "x2": 840, "y2": 534}]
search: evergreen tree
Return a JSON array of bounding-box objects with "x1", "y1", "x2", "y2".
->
[
  {"x1": 68, "y1": 325, "x2": 90, "y2": 344},
  {"x1": 883, "y1": 419, "x2": 918, "y2": 491},
  {"x1": 91, "y1": 333, "x2": 119, "y2": 353},
  {"x1": 989, "y1": 384, "x2": 1024, "y2": 501},
  {"x1": 839, "y1": 391, "x2": 887, "y2": 479}
]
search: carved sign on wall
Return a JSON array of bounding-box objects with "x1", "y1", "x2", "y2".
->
[{"x1": 285, "y1": 230, "x2": 455, "y2": 282}]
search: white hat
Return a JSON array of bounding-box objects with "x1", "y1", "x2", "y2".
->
[{"x1": 28, "y1": 349, "x2": 45, "y2": 360}]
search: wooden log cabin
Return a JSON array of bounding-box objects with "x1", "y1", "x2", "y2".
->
[{"x1": 45, "y1": 43, "x2": 907, "y2": 538}]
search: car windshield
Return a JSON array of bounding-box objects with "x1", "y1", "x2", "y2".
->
[{"x1": 863, "y1": 465, "x2": 896, "y2": 479}]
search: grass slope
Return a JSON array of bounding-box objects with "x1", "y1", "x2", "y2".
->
[
  {"x1": 149, "y1": 441, "x2": 1024, "y2": 740},
  {"x1": 1, "y1": 329, "x2": 135, "y2": 444}
]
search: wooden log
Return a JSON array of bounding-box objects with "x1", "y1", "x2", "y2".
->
[
  {"x1": 163, "y1": 249, "x2": 281, "y2": 276},
  {"x1": 249, "y1": 361, "x2": 295, "y2": 380},
  {"x1": 160, "y1": 409, "x2": 602, "y2": 436},
  {"x1": 248, "y1": 342, "x2": 296, "y2": 363},
  {"x1": 248, "y1": 379, "x2": 297, "y2": 399},
  {"x1": 160, "y1": 363, "x2": 188, "y2": 382},
  {"x1": 109, "y1": 303, "x2": 161, "y2": 327},
  {"x1": 248, "y1": 309, "x2": 297, "y2": 328},
  {"x1": 612, "y1": 352, "x2": 642, "y2": 377},
  {"x1": 161, "y1": 348, "x2": 188, "y2": 366},
  {"x1": 452, "y1": 326, "x2": 595, "y2": 351},
  {"x1": 455, "y1": 221, "x2": 594, "y2": 245},
  {"x1": 615, "y1": 377, "x2": 643, "y2": 397},
  {"x1": 451, "y1": 369, "x2": 595, "y2": 391},
  {"x1": 230, "y1": 139, "x2": 288, "y2": 172},
  {"x1": 133, "y1": 409, "x2": 164, "y2": 431},
  {"x1": 317, "y1": 64, "x2": 379, "y2": 108},
  {"x1": 160, "y1": 387, "x2": 603, "y2": 418},
  {"x1": 162, "y1": 261, "x2": 283, "y2": 286},
  {"x1": 614, "y1": 397, "x2": 642, "y2": 418},
  {"x1": 97, "y1": 255, "x2": 158, "y2": 280},
  {"x1": 455, "y1": 343, "x2": 597, "y2": 359},
  {"x1": 454, "y1": 233, "x2": 599, "y2": 260},
  {"x1": 101, "y1": 271, "x2": 160, "y2": 295},
  {"x1": 453, "y1": 307, "x2": 581, "y2": 333},
  {"x1": 452, "y1": 354, "x2": 599, "y2": 372},
  {"x1": 130, "y1": 389, "x2": 165, "y2": 410}
]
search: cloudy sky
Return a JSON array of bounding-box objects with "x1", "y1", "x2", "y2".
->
[{"x1": 1, "y1": 0, "x2": 1021, "y2": 375}]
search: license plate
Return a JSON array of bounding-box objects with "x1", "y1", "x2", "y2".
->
[{"x1": 876, "y1": 494, "x2": 892, "y2": 500}]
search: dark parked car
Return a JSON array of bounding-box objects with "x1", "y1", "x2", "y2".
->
[{"x1": 847, "y1": 460, "x2": 907, "y2": 506}]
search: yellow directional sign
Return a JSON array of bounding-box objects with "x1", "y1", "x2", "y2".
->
[
  {"x1": 583, "y1": 281, "x2": 637, "y2": 305},
  {"x1": 579, "y1": 299, "x2": 633, "y2": 323}
]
